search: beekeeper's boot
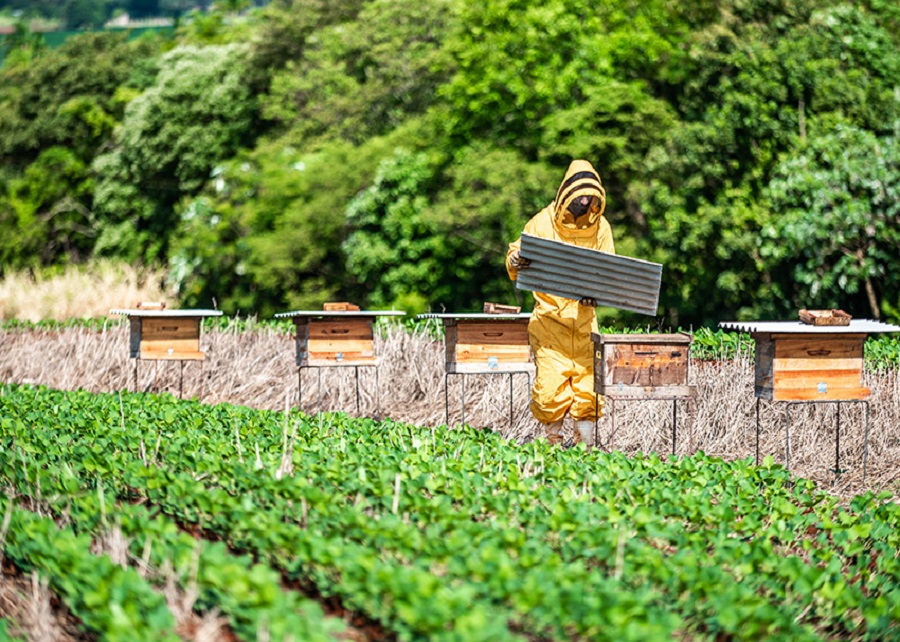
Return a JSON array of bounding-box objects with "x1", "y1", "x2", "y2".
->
[
  {"x1": 573, "y1": 420, "x2": 596, "y2": 450},
  {"x1": 543, "y1": 420, "x2": 564, "y2": 446}
]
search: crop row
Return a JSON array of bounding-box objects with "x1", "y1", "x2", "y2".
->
[{"x1": 1, "y1": 384, "x2": 899, "y2": 641}]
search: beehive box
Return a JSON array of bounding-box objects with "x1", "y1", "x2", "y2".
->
[
  {"x1": 444, "y1": 317, "x2": 532, "y2": 374},
  {"x1": 274, "y1": 310, "x2": 407, "y2": 368},
  {"x1": 592, "y1": 333, "x2": 694, "y2": 397},
  {"x1": 294, "y1": 317, "x2": 377, "y2": 367},
  {"x1": 111, "y1": 309, "x2": 223, "y2": 361},
  {"x1": 753, "y1": 333, "x2": 869, "y2": 401}
]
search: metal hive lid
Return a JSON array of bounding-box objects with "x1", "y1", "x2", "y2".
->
[
  {"x1": 516, "y1": 233, "x2": 662, "y2": 316},
  {"x1": 274, "y1": 310, "x2": 406, "y2": 318},
  {"x1": 718, "y1": 319, "x2": 900, "y2": 334},
  {"x1": 416, "y1": 313, "x2": 532, "y2": 320},
  {"x1": 110, "y1": 309, "x2": 223, "y2": 317}
]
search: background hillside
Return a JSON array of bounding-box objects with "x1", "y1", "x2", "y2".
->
[{"x1": 1, "y1": 0, "x2": 898, "y2": 325}]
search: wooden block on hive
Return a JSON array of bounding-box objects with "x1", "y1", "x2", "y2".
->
[
  {"x1": 483, "y1": 302, "x2": 521, "y2": 314},
  {"x1": 136, "y1": 301, "x2": 166, "y2": 310},
  {"x1": 323, "y1": 302, "x2": 361, "y2": 312},
  {"x1": 799, "y1": 309, "x2": 851, "y2": 326}
]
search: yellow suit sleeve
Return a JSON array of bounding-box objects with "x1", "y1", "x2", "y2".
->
[{"x1": 506, "y1": 236, "x2": 522, "y2": 281}]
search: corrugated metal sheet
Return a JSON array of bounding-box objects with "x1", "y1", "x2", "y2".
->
[
  {"x1": 274, "y1": 310, "x2": 406, "y2": 319},
  {"x1": 416, "y1": 313, "x2": 532, "y2": 320},
  {"x1": 719, "y1": 320, "x2": 900, "y2": 334},
  {"x1": 110, "y1": 309, "x2": 222, "y2": 318},
  {"x1": 516, "y1": 233, "x2": 662, "y2": 316}
]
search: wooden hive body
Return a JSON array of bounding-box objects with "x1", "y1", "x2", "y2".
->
[
  {"x1": 592, "y1": 333, "x2": 694, "y2": 397},
  {"x1": 295, "y1": 317, "x2": 377, "y2": 367},
  {"x1": 752, "y1": 333, "x2": 869, "y2": 401},
  {"x1": 131, "y1": 317, "x2": 204, "y2": 361},
  {"x1": 445, "y1": 319, "x2": 532, "y2": 374}
]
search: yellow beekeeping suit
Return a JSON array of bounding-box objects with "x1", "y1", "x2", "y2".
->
[{"x1": 506, "y1": 160, "x2": 615, "y2": 426}]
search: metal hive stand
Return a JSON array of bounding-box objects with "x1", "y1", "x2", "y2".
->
[
  {"x1": 754, "y1": 397, "x2": 870, "y2": 480},
  {"x1": 418, "y1": 313, "x2": 534, "y2": 429},
  {"x1": 720, "y1": 319, "x2": 900, "y2": 481},
  {"x1": 275, "y1": 309, "x2": 406, "y2": 416},
  {"x1": 110, "y1": 308, "x2": 223, "y2": 399}
]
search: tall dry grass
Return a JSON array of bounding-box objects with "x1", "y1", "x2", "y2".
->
[
  {"x1": 1, "y1": 320, "x2": 899, "y2": 498},
  {"x1": 0, "y1": 261, "x2": 170, "y2": 322}
]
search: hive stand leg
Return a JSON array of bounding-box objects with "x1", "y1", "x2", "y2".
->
[
  {"x1": 297, "y1": 367, "x2": 303, "y2": 411},
  {"x1": 688, "y1": 397, "x2": 696, "y2": 454},
  {"x1": 444, "y1": 372, "x2": 450, "y2": 427},
  {"x1": 610, "y1": 398, "x2": 617, "y2": 451},
  {"x1": 594, "y1": 394, "x2": 599, "y2": 450},
  {"x1": 833, "y1": 402, "x2": 841, "y2": 477},
  {"x1": 375, "y1": 366, "x2": 381, "y2": 419},
  {"x1": 354, "y1": 366, "x2": 360, "y2": 415},
  {"x1": 508, "y1": 373, "x2": 514, "y2": 429},
  {"x1": 672, "y1": 399, "x2": 677, "y2": 456},
  {"x1": 863, "y1": 401, "x2": 870, "y2": 482},
  {"x1": 317, "y1": 367, "x2": 322, "y2": 413},
  {"x1": 179, "y1": 361, "x2": 185, "y2": 399},
  {"x1": 133, "y1": 359, "x2": 139, "y2": 394},
  {"x1": 755, "y1": 398, "x2": 760, "y2": 465},
  {"x1": 461, "y1": 374, "x2": 466, "y2": 428},
  {"x1": 784, "y1": 404, "x2": 792, "y2": 471}
]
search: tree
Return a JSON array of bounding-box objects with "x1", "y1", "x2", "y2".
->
[
  {"x1": 0, "y1": 31, "x2": 156, "y2": 168},
  {"x1": 263, "y1": 0, "x2": 454, "y2": 145},
  {"x1": 763, "y1": 125, "x2": 900, "y2": 321},
  {"x1": 0, "y1": 147, "x2": 95, "y2": 270},
  {"x1": 93, "y1": 43, "x2": 255, "y2": 263},
  {"x1": 634, "y1": 0, "x2": 900, "y2": 324},
  {"x1": 167, "y1": 123, "x2": 429, "y2": 315}
]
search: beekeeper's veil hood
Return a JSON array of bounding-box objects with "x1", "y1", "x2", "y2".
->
[{"x1": 553, "y1": 159, "x2": 606, "y2": 237}]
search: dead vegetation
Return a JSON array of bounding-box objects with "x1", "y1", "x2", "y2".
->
[
  {"x1": 0, "y1": 262, "x2": 169, "y2": 323},
  {"x1": 1, "y1": 321, "x2": 898, "y2": 498},
  {"x1": 0, "y1": 565, "x2": 85, "y2": 642}
]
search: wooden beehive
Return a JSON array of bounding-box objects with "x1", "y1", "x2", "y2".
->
[
  {"x1": 445, "y1": 317, "x2": 532, "y2": 374},
  {"x1": 294, "y1": 317, "x2": 377, "y2": 367},
  {"x1": 592, "y1": 333, "x2": 694, "y2": 397},
  {"x1": 753, "y1": 333, "x2": 869, "y2": 401},
  {"x1": 130, "y1": 316, "x2": 204, "y2": 361}
]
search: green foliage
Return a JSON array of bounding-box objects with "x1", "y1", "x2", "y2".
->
[
  {"x1": 343, "y1": 148, "x2": 446, "y2": 314},
  {"x1": 1, "y1": 498, "x2": 180, "y2": 641},
  {"x1": 263, "y1": 0, "x2": 453, "y2": 145},
  {"x1": 763, "y1": 125, "x2": 900, "y2": 319},
  {"x1": 246, "y1": 0, "x2": 369, "y2": 92},
  {"x1": 342, "y1": 143, "x2": 549, "y2": 313},
  {"x1": 0, "y1": 31, "x2": 147, "y2": 166},
  {"x1": 168, "y1": 126, "x2": 425, "y2": 315},
  {"x1": 4, "y1": 384, "x2": 900, "y2": 640},
  {"x1": 0, "y1": 146, "x2": 94, "y2": 269},
  {"x1": 0, "y1": 31, "x2": 161, "y2": 271},
  {"x1": 3, "y1": 0, "x2": 900, "y2": 326},
  {"x1": 635, "y1": 0, "x2": 900, "y2": 324},
  {"x1": 93, "y1": 43, "x2": 255, "y2": 263}
]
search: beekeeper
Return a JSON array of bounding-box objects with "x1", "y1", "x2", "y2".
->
[{"x1": 506, "y1": 159, "x2": 614, "y2": 448}]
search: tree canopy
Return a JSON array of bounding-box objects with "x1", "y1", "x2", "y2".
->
[{"x1": 1, "y1": 0, "x2": 898, "y2": 324}]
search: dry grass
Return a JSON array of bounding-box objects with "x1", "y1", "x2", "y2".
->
[
  {"x1": 89, "y1": 526, "x2": 232, "y2": 642},
  {"x1": 1, "y1": 321, "x2": 899, "y2": 498},
  {"x1": 0, "y1": 262, "x2": 170, "y2": 322},
  {"x1": 0, "y1": 567, "x2": 84, "y2": 642}
]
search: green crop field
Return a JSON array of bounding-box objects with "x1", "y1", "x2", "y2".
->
[{"x1": 1, "y1": 384, "x2": 898, "y2": 641}]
